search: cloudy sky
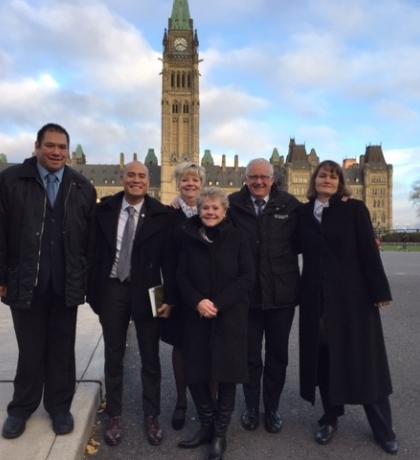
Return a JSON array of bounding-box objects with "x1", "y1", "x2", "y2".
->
[{"x1": 1, "y1": 0, "x2": 420, "y2": 226}]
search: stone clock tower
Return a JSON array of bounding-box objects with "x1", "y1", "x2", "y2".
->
[{"x1": 160, "y1": 0, "x2": 200, "y2": 203}]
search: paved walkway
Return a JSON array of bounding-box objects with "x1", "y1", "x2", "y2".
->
[
  {"x1": 0, "y1": 252, "x2": 419, "y2": 459},
  {"x1": 0, "y1": 303, "x2": 104, "y2": 460}
]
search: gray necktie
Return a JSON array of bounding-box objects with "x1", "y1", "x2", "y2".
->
[
  {"x1": 116, "y1": 206, "x2": 136, "y2": 282},
  {"x1": 255, "y1": 198, "x2": 265, "y2": 216},
  {"x1": 46, "y1": 173, "x2": 58, "y2": 206}
]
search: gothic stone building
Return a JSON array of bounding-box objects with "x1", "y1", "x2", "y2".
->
[{"x1": 0, "y1": 0, "x2": 393, "y2": 230}]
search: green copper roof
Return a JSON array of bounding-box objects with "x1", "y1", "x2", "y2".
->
[
  {"x1": 170, "y1": 0, "x2": 192, "y2": 30},
  {"x1": 0, "y1": 153, "x2": 7, "y2": 163},
  {"x1": 201, "y1": 149, "x2": 214, "y2": 167},
  {"x1": 75, "y1": 144, "x2": 85, "y2": 158},
  {"x1": 145, "y1": 148, "x2": 158, "y2": 166}
]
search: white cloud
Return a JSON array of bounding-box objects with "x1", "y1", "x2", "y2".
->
[
  {"x1": 0, "y1": 131, "x2": 35, "y2": 160},
  {"x1": 202, "y1": 118, "x2": 276, "y2": 161},
  {"x1": 201, "y1": 86, "x2": 268, "y2": 122},
  {"x1": 375, "y1": 100, "x2": 418, "y2": 123},
  {"x1": 0, "y1": 74, "x2": 60, "y2": 122}
]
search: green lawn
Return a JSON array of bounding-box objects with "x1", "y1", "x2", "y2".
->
[{"x1": 380, "y1": 243, "x2": 420, "y2": 252}]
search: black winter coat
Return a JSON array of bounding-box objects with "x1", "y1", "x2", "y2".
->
[
  {"x1": 87, "y1": 192, "x2": 176, "y2": 321},
  {"x1": 296, "y1": 197, "x2": 393, "y2": 405},
  {"x1": 176, "y1": 217, "x2": 254, "y2": 384},
  {"x1": 160, "y1": 208, "x2": 189, "y2": 347},
  {"x1": 228, "y1": 185, "x2": 300, "y2": 309},
  {"x1": 0, "y1": 157, "x2": 96, "y2": 309}
]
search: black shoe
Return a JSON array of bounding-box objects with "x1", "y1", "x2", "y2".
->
[
  {"x1": 375, "y1": 437, "x2": 399, "y2": 455},
  {"x1": 178, "y1": 426, "x2": 213, "y2": 448},
  {"x1": 51, "y1": 412, "x2": 74, "y2": 435},
  {"x1": 171, "y1": 405, "x2": 186, "y2": 430},
  {"x1": 144, "y1": 416, "x2": 163, "y2": 446},
  {"x1": 208, "y1": 436, "x2": 227, "y2": 460},
  {"x1": 2, "y1": 415, "x2": 26, "y2": 439},
  {"x1": 104, "y1": 415, "x2": 122, "y2": 446},
  {"x1": 240, "y1": 408, "x2": 259, "y2": 431},
  {"x1": 264, "y1": 410, "x2": 283, "y2": 434},
  {"x1": 315, "y1": 423, "x2": 337, "y2": 445}
]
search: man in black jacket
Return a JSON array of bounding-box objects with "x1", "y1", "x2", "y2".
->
[
  {"x1": 0, "y1": 123, "x2": 96, "y2": 439},
  {"x1": 228, "y1": 158, "x2": 300, "y2": 434},
  {"x1": 87, "y1": 161, "x2": 174, "y2": 448}
]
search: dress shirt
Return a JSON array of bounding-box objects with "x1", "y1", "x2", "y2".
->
[
  {"x1": 251, "y1": 194, "x2": 270, "y2": 215},
  {"x1": 36, "y1": 162, "x2": 64, "y2": 200},
  {"x1": 313, "y1": 199, "x2": 329, "y2": 223},
  {"x1": 110, "y1": 197, "x2": 144, "y2": 278}
]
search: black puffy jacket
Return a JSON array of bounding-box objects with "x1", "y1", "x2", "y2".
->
[
  {"x1": 228, "y1": 185, "x2": 301, "y2": 309},
  {"x1": 0, "y1": 157, "x2": 96, "y2": 309}
]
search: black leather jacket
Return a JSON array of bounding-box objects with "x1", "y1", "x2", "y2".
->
[
  {"x1": 0, "y1": 157, "x2": 96, "y2": 308},
  {"x1": 228, "y1": 185, "x2": 301, "y2": 309}
]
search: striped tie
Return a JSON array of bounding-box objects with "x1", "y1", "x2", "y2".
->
[{"x1": 116, "y1": 206, "x2": 136, "y2": 282}]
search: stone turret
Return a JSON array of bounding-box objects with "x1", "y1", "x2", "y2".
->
[{"x1": 234, "y1": 154, "x2": 239, "y2": 171}]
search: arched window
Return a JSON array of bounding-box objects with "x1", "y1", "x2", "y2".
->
[
  {"x1": 182, "y1": 73, "x2": 185, "y2": 88},
  {"x1": 187, "y1": 73, "x2": 191, "y2": 88},
  {"x1": 171, "y1": 72, "x2": 175, "y2": 87},
  {"x1": 177, "y1": 72, "x2": 180, "y2": 87}
]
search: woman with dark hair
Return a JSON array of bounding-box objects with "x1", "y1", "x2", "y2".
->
[
  {"x1": 297, "y1": 160, "x2": 398, "y2": 454},
  {"x1": 176, "y1": 187, "x2": 253, "y2": 460}
]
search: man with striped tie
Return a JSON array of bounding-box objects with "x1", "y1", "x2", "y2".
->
[{"x1": 87, "y1": 161, "x2": 175, "y2": 448}]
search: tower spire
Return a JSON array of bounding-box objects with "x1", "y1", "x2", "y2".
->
[{"x1": 169, "y1": 0, "x2": 192, "y2": 30}]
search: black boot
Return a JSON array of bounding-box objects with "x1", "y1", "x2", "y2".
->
[
  {"x1": 178, "y1": 425, "x2": 213, "y2": 448},
  {"x1": 178, "y1": 383, "x2": 214, "y2": 449},
  {"x1": 207, "y1": 383, "x2": 235, "y2": 460},
  {"x1": 208, "y1": 436, "x2": 227, "y2": 460}
]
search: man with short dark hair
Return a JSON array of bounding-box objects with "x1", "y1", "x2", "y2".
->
[
  {"x1": 228, "y1": 158, "x2": 300, "y2": 434},
  {"x1": 0, "y1": 123, "x2": 96, "y2": 439},
  {"x1": 88, "y1": 161, "x2": 174, "y2": 447}
]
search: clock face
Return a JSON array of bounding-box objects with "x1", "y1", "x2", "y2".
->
[{"x1": 174, "y1": 37, "x2": 188, "y2": 52}]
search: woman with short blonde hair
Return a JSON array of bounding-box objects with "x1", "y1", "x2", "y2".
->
[{"x1": 161, "y1": 161, "x2": 205, "y2": 431}]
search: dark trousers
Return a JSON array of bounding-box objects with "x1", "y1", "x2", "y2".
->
[
  {"x1": 8, "y1": 287, "x2": 78, "y2": 419},
  {"x1": 318, "y1": 342, "x2": 396, "y2": 443},
  {"x1": 189, "y1": 382, "x2": 236, "y2": 437},
  {"x1": 100, "y1": 279, "x2": 161, "y2": 417},
  {"x1": 243, "y1": 307, "x2": 295, "y2": 412}
]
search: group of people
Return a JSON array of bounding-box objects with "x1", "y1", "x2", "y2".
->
[{"x1": 0, "y1": 123, "x2": 398, "y2": 459}]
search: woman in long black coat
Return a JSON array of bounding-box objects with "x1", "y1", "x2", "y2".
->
[
  {"x1": 296, "y1": 160, "x2": 398, "y2": 455},
  {"x1": 160, "y1": 161, "x2": 205, "y2": 430},
  {"x1": 176, "y1": 187, "x2": 254, "y2": 460}
]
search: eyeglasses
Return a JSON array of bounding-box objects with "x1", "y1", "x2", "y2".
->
[{"x1": 246, "y1": 175, "x2": 273, "y2": 182}]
